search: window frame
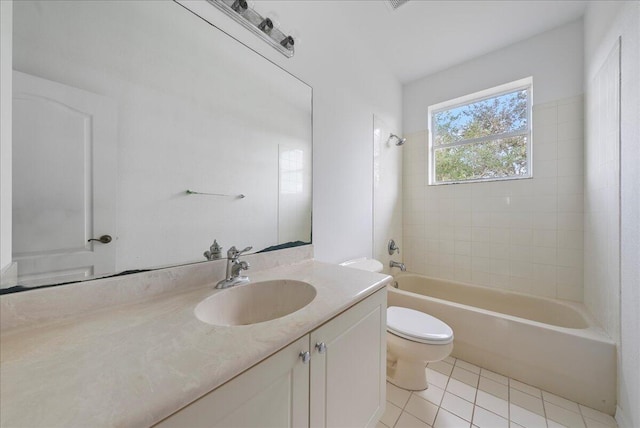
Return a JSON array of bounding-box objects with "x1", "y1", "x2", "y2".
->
[{"x1": 427, "y1": 77, "x2": 533, "y2": 185}]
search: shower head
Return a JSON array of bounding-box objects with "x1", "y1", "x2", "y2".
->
[{"x1": 388, "y1": 133, "x2": 406, "y2": 146}]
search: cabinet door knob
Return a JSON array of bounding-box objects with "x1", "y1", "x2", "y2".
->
[
  {"x1": 315, "y1": 342, "x2": 327, "y2": 354},
  {"x1": 299, "y1": 351, "x2": 310, "y2": 364}
]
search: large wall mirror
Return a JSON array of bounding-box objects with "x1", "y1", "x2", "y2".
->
[{"x1": 10, "y1": 0, "x2": 312, "y2": 289}]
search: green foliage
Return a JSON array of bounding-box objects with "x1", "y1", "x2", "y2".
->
[
  {"x1": 433, "y1": 89, "x2": 529, "y2": 182},
  {"x1": 435, "y1": 137, "x2": 528, "y2": 182}
]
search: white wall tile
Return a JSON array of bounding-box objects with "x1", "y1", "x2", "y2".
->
[
  {"x1": 534, "y1": 142, "x2": 557, "y2": 161},
  {"x1": 533, "y1": 212, "x2": 557, "y2": 230},
  {"x1": 533, "y1": 230, "x2": 557, "y2": 248},
  {"x1": 402, "y1": 96, "x2": 584, "y2": 301}
]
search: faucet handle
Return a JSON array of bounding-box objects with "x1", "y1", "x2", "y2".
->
[
  {"x1": 388, "y1": 239, "x2": 400, "y2": 255},
  {"x1": 227, "y1": 245, "x2": 253, "y2": 259}
]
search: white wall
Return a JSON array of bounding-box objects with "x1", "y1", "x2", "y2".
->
[
  {"x1": 373, "y1": 116, "x2": 403, "y2": 274},
  {"x1": 584, "y1": 2, "x2": 640, "y2": 426},
  {"x1": 404, "y1": 20, "x2": 584, "y2": 134},
  {"x1": 402, "y1": 21, "x2": 585, "y2": 300},
  {"x1": 179, "y1": 1, "x2": 402, "y2": 264},
  {"x1": 0, "y1": 0, "x2": 15, "y2": 286}
]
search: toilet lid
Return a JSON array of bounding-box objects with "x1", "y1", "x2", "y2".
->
[{"x1": 387, "y1": 306, "x2": 454, "y2": 345}]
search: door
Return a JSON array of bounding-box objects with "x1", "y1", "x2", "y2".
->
[
  {"x1": 310, "y1": 288, "x2": 387, "y2": 428},
  {"x1": 12, "y1": 71, "x2": 117, "y2": 285},
  {"x1": 156, "y1": 336, "x2": 310, "y2": 427}
]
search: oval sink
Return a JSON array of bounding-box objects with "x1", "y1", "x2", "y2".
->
[{"x1": 195, "y1": 280, "x2": 316, "y2": 326}]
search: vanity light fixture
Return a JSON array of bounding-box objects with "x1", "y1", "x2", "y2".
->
[{"x1": 207, "y1": 0, "x2": 295, "y2": 58}]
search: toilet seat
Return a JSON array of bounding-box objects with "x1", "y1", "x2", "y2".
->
[{"x1": 387, "y1": 306, "x2": 454, "y2": 345}]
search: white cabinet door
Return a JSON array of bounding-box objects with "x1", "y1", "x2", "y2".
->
[
  {"x1": 156, "y1": 336, "x2": 310, "y2": 428},
  {"x1": 12, "y1": 71, "x2": 117, "y2": 285},
  {"x1": 310, "y1": 288, "x2": 387, "y2": 428}
]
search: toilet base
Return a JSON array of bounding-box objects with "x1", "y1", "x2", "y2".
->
[
  {"x1": 386, "y1": 359, "x2": 429, "y2": 391},
  {"x1": 386, "y1": 332, "x2": 454, "y2": 391}
]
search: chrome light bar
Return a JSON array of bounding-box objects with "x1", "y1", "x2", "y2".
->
[{"x1": 206, "y1": 0, "x2": 295, "y2": 58}]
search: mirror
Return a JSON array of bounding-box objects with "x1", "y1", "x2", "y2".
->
[{"x1": 10, "y1": 0, "x2": 312, "y2": 289}]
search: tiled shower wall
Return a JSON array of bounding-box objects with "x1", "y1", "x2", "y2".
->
[
  {"x1": 584, "y1": 40, "x2": 620, "y2": 341},
  {"x1": 402, "y1": 95, "x2": 584, "y2": 301}
]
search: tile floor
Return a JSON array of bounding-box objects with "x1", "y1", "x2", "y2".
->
[{"x1": 378, "y1": 356, "x2": 618, "y2": 428}]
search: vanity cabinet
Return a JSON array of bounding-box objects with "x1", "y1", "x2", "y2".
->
[
  {"x1": 156, "y1": 288, "x2": 386, "y2": 428},
  {"x1": 156, "y1": 335, "x2": 310, "y2": 427},
  {"x1": 310, "y1": 288, "x2": 387, "y2": 428}
]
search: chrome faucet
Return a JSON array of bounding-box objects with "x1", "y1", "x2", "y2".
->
[
  {"x1": 204, "y1": 239, "x2": 223, "y2": 261},
  {"x1": 215, "y1": 246, "x2": 252, "y2": 289},
  {"x1": 389, "y1": 260, "x2": 406, "y2": 272}
]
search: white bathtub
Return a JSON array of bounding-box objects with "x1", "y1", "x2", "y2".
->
[{"x1": 388, "y1": 274, "x2": 616, "y2": 414}]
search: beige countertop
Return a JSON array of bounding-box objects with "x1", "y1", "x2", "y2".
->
[{"x1": 0, "y1": 259, "x2": 391, "y2": 427}]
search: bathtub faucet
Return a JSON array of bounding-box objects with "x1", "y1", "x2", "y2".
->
[{"x1": 389, "y1": 260, "x2": 406, "y2": 271}]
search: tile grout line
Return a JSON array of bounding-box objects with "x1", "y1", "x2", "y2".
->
[
  {"x1": 507, "y1": 376, "x2": 511, "y2": 426},
  {"x1": 387, "y1": 357, "x2": 616, "y2": 428},
  {"x1": 432, "y1": 360, "x2": 455, "y2": 427}
]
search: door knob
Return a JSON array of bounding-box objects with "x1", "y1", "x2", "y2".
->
[
  {"x1": 315, "y1": 342, "x2": 327, "y2": 354},
  {"x1": 299, "y1": 351, "x2": 310, "y2": 364},
  {"x1": 88, "y1": 235, "x2": 112, "y2": 244}
]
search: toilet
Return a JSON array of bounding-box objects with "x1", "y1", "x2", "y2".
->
[{"x1": 340, "y1": 258, "x2": 454, "y2": 391}]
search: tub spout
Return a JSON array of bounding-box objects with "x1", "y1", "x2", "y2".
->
[{"x1": 390, "y1": 260, "x2": 406, "y2": 271}]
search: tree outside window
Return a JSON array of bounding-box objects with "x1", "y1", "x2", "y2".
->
[{"x1": 428, "y1": 78, "x2": 532, "y2": 184}]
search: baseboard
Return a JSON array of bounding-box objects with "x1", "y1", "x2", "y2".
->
[{"x1": 0, "y1": 261, "x2": 18, "y2": 289}]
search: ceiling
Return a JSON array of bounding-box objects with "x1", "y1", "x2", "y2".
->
[{"x1": 256, "y1": 0, "x2": 588, "y2": 84}]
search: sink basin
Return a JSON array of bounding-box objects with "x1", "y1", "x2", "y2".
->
[{"x1": 195, "y1": 280, "x2": 317, "y2": 326}]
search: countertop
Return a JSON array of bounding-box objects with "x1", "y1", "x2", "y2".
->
[{"x1": 0, "y1": 259, "x2": 391, "y2": 427}]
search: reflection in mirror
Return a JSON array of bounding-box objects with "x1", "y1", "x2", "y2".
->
[{"x1": 9, "y1": 0, "x2": 312, "y2": 290}]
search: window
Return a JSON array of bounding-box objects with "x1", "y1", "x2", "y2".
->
[
  {"x1": 428, "y1": 77, "x2": 532, "y2": 184},
  {"x1": 280, "y1": 148, "x2": 304, "y2": 194}
]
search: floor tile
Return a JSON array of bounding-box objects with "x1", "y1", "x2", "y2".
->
[
  {"x1": 472, "y1": 406, "x2": 509, "y2": 428},
  {"x1": 579, "y1": 406, "x2": 616, "y2": 427},
  {"x1": 441, "y1": 392, "x2": 474, "y2": 422},
  {"x1": 395, "y1": 411, "x2": 432, "y2": 428},
  {"x1": 545, "y1": 401, "x2": 585, "y2": 428},
  {"x1": 388, "y1": 382, "x2": 412, "y2": 408},
  {"x1": 381, "y1": 402, "x2": 403, "y2": 427},
  {"x1": 430, "y1": 360, "x2": 454, "y2": 376},
  {"x1": 475, "y1": 390, "x2": 508, "y2": 418},
  {"x1": 478, "y1": 376, "x2": 508, "y2": 400},
  {"x1": 385, "y1": 357, "x2": 616, "y2": 428},
  {"x1": 510, "y1": 379, "x2": 542, "y2": 398},
  {"x1": 455, "y1": 359, "x2": 481, "y2": 374},
  {"x1": 415, "y1": 384, "x2": 446, "y2": 406},
  {"x1": 546, "y1": 419, "x2": 566, "y2": 428},
  {"x1": 434, "y1": 409, "x2": 471, "y2": 428},
  {"x1": 451, "y1": 366, "x2": 480, "y2": 387},
  {"x1": 510, "y1": 403, "x2": 547, "y2": 428},
  {"x1": 510, "y1": 388, "x2": 545, "y2": 416},
  {"x1": 542, "y1": 391, "x2": 580, "y2": 413},
  {"x1": 480, "y1": 368, "x2": 509, "y2": 385},
  {"x1": 404, "y1": 394, "x2": 439, "y2": 426},
  {"x1": 427, "y1": 368, "x2": 450, "y2": 389},
  {"x1": 446, "y1": 378, "x2": 477, "y2": 403}
]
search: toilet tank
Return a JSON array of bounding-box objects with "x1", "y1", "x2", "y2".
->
[{"x1": 339, "y1": 258, "x2": 384, "y2": 273}]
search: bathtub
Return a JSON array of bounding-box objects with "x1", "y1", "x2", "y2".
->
[{"x1": 388, "y1": 274, "x2": 617, "y2": 415}]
